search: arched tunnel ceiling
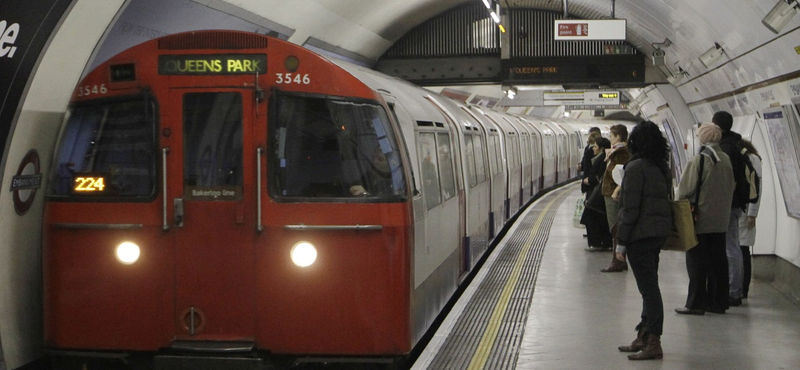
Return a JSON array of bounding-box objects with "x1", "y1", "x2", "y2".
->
[{"x1": 220, "y1": 0, "x2": 798, "y2": 98}]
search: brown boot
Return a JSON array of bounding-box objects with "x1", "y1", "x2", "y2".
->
[
  {"x1": 601, "y1": 255, "x2": 628, "y2": 272},
  {"x1": 628, "y1": 333, "x2": 663, "y2": 360},
  {"x1": 618, "y1": 325, "x2": 645, "y2": 352}
]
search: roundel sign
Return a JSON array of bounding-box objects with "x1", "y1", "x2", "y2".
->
[{"x1": 10, "y1": 150, "x2": 43, "y2": 215}]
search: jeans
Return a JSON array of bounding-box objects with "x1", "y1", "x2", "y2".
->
[{"x1": 727, "y1": 208, "x2": 744, "y2": 299}]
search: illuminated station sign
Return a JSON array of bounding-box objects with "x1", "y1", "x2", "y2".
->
[
  {"x1": 159, "y1": 54, "x2": 267, "y2": 75},
  {"x1": 543, "y1": 91, "x2": 621, "y2": 106},
  {"x1": 501, "y1": 55, "x2": 645, "y2": 85}
]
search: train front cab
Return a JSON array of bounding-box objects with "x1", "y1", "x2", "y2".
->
[{"x1": 43, "y1": 31, "x2": 417, "y2": 368}]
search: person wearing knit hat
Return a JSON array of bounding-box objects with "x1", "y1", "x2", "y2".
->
[{"x1": 675, "y1": 123, "x2": 735, "y2": 315}]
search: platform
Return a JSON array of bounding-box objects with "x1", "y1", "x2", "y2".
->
[{"x1": 411, "y1": 183, "x2": 800, "y2": 370}]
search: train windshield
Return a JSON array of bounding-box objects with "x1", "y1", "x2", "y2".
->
[
  {"x1": 48, "y1": 96, "x2": 157, "y2": 199},
  {"x1": 270, "y1": 94, "x2": 406, "y2": 201}
]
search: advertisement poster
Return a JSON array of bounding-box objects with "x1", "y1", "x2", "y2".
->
[
  {"x1": 0, "y1": 0, "x2": 75, "y2": 164},
  {"x1": 763, "y1": 106, "x2": 800, "y2": 219}
]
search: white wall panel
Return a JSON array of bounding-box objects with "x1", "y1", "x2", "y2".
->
[{"x1": 0, "y1": 2, "x2": 126, "y2": 368}]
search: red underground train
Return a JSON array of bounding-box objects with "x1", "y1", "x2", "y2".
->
[{"x1": 42, "y1": 30, "x2": 586, "y2": 369}]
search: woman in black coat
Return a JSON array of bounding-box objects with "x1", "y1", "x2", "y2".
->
[
  {"x1": 615, "y1": 121, "x2": 672, "y2": 361},
  {"x1": 581, "y1": 137, "x2": 612, "y2": 251}
]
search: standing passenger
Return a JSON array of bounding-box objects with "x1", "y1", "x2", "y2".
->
[
  {"x1": 615, "y1": 121, "x2": 672, "y2": 361},
  {"x1": 712, "y1": 111, "x2": 746, "y2": 307},
  {"x1": 599, "y1": 124, "x2": 630, "y2": 271},
  {"x1": 581, "y1": 137, "x2": 612, "y2": 251},
  {"x1": 738, "y1": 139, "x2": 762, "y2": 300},
  {"x1": 675, "y1": 123, "x2": 735, "y2": 315},
  {"x1": 580, "y1": 131, "x2": 602, "y2": 194}
]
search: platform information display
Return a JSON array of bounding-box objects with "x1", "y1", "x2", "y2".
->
[{"x1": 543, "y1": 91, "x2": 620, "y2": 106}]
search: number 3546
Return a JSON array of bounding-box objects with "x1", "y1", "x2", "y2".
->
[
  {"x1": 76, "y1": 84, "x2": 107, "y2": 97},
  {"x1": 275, "y1": 73, "x2": 310, "y2": 85}
]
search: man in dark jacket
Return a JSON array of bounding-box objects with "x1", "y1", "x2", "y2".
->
[{"x1": 712, "y1": 111, "x2": 745, "y2": 307}]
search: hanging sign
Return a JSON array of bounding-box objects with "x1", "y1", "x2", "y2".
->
[
  {"x1": 554, "y1": 19, "x2": 627, "y2": 40},
  {"x1": 543, "y1": 91, "x2": 620, "y2": 106}
]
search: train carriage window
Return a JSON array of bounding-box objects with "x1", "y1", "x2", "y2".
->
[
  {"x1": 464, "y1": 134, "x2": 477, "y2": 188},
  {"x1": 418, "y1": 132, "x2": 441, "y2": 208},
  {"x1": 525, "y1": 136, "x2": 533, "y2": 164},
  {"x1": 270, "y1": 94, "x2": 406, "y2": 201},
  {"x1": 436, "y1": 133, "x2": 456, "y2": 200},
  {"x1": 486, "y1": 134, "x2": 497, "y2": 175},
  {"x1": 473, "y1": 135, "x2": 487, "y2": 183},
  {"x1": 492, "y1": 136, "x2": 502, "y2": 175},
  {"x1": 508, "y1": 136, "x2": 519, "y2": 169},
  {"x1": 49, "y1": 96, "x2": 157, "y2": 198},
  {"x1": 183, "y1": 93, "x2": 243, "y2": 200}
]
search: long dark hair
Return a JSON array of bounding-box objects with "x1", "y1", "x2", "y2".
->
[
  {"x1": 740, "y1": 138, "x2": 761, "y2": 160},
  {"x1": 627, "y1": 120, "x2": 669, "y2": 175}
]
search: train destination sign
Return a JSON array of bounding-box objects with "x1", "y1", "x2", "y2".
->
[
  {"x1": 502, "y1": 55, "x2": 645, "y2": 85},
  {"x1": 159, "y1": 54, "x2": 267, "y2": 75},
  {"x1": 543, "y1": 91, "x2": 621, "y2": 106}
]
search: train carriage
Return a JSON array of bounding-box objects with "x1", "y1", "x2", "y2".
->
[{"x1": 42, "y1": 30, "x2": 579, "y2": 369}]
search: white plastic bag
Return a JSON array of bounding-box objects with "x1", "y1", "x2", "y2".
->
[{"x1": 573, "y1": 197, "x2": 585, "y2": 229}]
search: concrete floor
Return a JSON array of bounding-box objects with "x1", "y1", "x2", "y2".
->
[
  {"x1": 516, "y1": 188, "x2": 800, "y2": 370},
  {"x1": 413, "y1": 186, "x2": 800, "y2": 370}
]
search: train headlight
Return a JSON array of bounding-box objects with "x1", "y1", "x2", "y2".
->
[
  {"x1": 116, "y1": 241, "x2": 141, "y2": 265},
  {"x1": 291, "y1": 241, "x2": 317, "y2": 267}
]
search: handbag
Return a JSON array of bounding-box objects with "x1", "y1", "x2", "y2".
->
[
  {"x1": 664, "y1": 150, "x2": 709, "y2": 251},
  {"x1": 573, "y1": 197, "x2": 585, "y2": 229},
  {"x1": 584, "y1": 182, "x2": 606, "y2": 214},
  {"x1": 663, "y1": 198, "x2": 699, "y2": 251}
]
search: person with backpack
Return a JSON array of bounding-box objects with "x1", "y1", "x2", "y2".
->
[
  {"x1": 712, "y1": 111, "x2": 746, "y2": 307},
  {"x1": 738, "y1": 139, "x2": 762, "y2": 300}
]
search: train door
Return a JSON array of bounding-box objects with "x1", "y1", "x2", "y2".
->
[{"x1": 167, "y1": 89, "x2": 258, "y2": 342}]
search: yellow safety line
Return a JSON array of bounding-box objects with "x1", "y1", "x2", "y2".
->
[{"x1": 466, "y1": 193, "x2": 563, "y2": 370}]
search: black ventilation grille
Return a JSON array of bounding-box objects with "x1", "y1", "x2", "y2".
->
[
  {"x1": 384, "y1": 4, "x2": 500, "y2": 58},
  {"x1": 158, "y1": 31, "x2": 268, "y2": 50}
]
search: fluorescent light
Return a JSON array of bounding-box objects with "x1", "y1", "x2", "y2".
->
[
  {"x1": 483, "y1": 0, "x2": 492, "y2": 9},
  {"x1": 699, "y1": 43, "x2": 724, "y2": 68},
  {"x1": 490, "y1": 11, "x2": 500, "y2": 23},
  {"x1": 762, "y1": 0, "x2": 798, "y2": 33}
]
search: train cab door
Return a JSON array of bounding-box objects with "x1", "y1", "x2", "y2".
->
[{"x1": 166, "y1": 88, "x2": 260, "y2": 344}]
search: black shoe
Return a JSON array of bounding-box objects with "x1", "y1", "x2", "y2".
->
[
  {"x1": 729, "y1": 297, "x2": 742, "y2": 307},
  {"x1": 674, "y1": 307, "x2": 704, "y2": 315}
]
